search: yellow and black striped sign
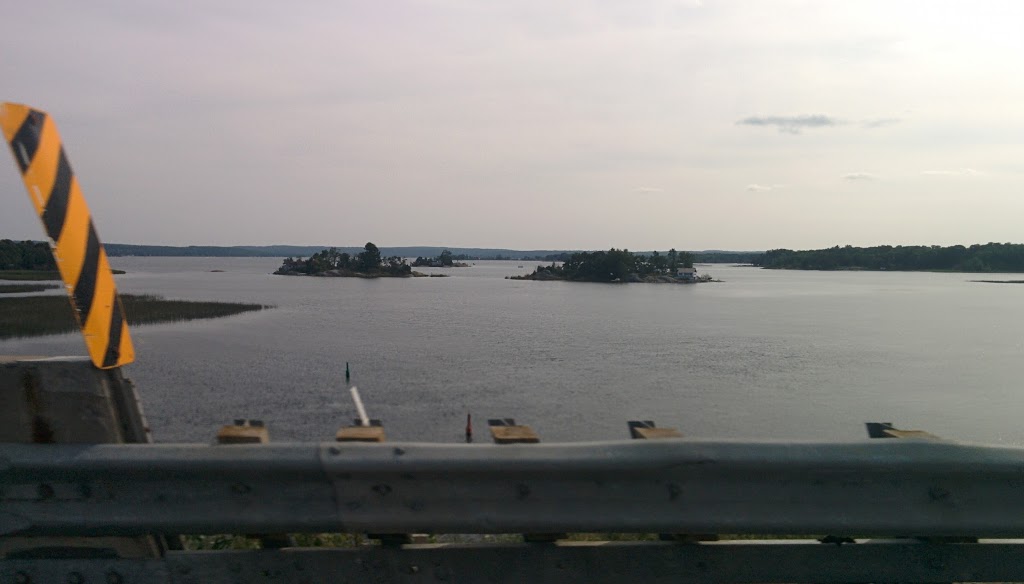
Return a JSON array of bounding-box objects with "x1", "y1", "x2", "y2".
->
[{"x1": 1, "y1": 102, "x2": 134, "y2": 369}]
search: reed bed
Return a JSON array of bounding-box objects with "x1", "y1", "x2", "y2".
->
[
  {"x1": 0, "y1": 283, "x2": 59, "y2": 294},
  {"x1": 0, "y1": 270, "x2": 61, "y2": 281},
  {"x1": 0, "y1": 294, "x2": 270, "y2": 339}
]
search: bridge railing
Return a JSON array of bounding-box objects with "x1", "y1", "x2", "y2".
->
[
  {"x1": 5, "y1": 356, "x2": 1024, "y2": 583},
  {"x1": 3, "y1": 438, "x2": 1024, "y2": 537}
]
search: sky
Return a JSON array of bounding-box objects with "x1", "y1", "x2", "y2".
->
[{"x1": 2, "y1": 0, "x2": 1023, "y2": 251}]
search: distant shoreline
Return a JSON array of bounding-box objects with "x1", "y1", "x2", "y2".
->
[
  {"x1": 758, "y1": 243, "x2": 1024, "y2": 273},
  {"x1": 0, "y1": 269, "x2": 125, "y2": 281},
  {"x1": 970, "y1": 279, "x2": 1024, "y2": 284},
  {"x1": 275, "y1": 269, "x2": 436, "y2": 278}
]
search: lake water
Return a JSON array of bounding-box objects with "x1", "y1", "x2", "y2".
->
[{"x1": 3, "y1": 258, "x2": 1024, "y2": 445}]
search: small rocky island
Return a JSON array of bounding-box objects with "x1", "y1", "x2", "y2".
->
[
  {"x1": 510, "y1": 248, "x2": 715, "y2": 283},
  {"x1": 274, "y1": 243, "x2": 431, "y2": 278},
  {"x1": 411, "y1": 249, "x2": 470, "y2": 268}
]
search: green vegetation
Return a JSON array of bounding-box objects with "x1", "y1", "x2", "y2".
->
[
  {"x1": 0, "y1": 239, "x2": 55, "y2": 272},
  {"x1": 412, "y1": 249, "x2": 469, "y2": 267},
  {"x1": 182, "y1": 533, "x2": 366, "y2": 550},
  {"x1": 0, "y1": 283, "x2": 59, "y2": 294},
  {"x1": 0, "y1": 270, "x2": 61, "y2": 280},
  {"x1": 693, "y1": 251, "x2": 763, "y2": 264},
  {"x1": 275, "y1": 243, "x2": 415, "y2": 277},
  {"x1": 513, "y1": 248, "x2": 700, "y2": 282},
  {"x1": 0, "y1": 294, "x2": 270, "y2": 339},
  {"x1": 758, "y1": 243, "x2": 1024, "y2": 272},
  {"x1": 0, "y1": 240, "x2": 125, "y2": 278}
]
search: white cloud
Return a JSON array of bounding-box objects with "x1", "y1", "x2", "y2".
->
[
  {"x1": 746, "y1": 184, "x2": 785, "y2": 192},
  {"x1": 921, "y1": 168, "x2": 981, "y2": 177},
  {"x1": 738, "y1": 114, "x2": 841, "y2": 134},
  {"x1": 635, "y1": 186, "x2": 664, "y2": 194},
  {"x1": 861, "y1": 118, "x2": 901, "y2": 129},
  {"x1": 739, "y1": 115, "x2": 903, "y2": 134},
  {"x1": 843, "y1": 172, "x2": 877, "y2": 181}
]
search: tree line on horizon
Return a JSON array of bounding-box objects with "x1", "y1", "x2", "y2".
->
[
  {"x1": 11, "y1": 239, "x2": 1024, "y2": 274},
  {"x1": 758, "y1": 243, "x2": 1024, "y2": 272}
]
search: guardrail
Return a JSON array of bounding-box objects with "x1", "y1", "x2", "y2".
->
[
  {"x1": 6, "y1": 439, "x2": 1024, "y2": 582},
  {"x1": 3, "y1": 438, "x2": 1024, "y2": 537},
  {"x1": 5, "y1": 357, "x2": 1024, "y2": 582}
]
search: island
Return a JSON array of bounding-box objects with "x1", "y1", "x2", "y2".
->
[
  {"x1": 510, "y1": 248, "x2": 714, "y2": 283},
  {"x1": 757, "y1": 243, "x2": 1024, "y2": 272},
  {"x1": 274, "y1": 243, "x2": 425, "y2": 277},
  {"x1": 411, "y1": 249, "x2": 470, "y2": 268}
]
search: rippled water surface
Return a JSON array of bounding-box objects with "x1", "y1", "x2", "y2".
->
[{"x1": 3, "y1": 258, "x2": 1023, "y2": 445}]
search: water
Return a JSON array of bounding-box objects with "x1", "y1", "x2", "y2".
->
[{"x1": 3, "y1": 258, "x2": 1024, "y2": 445}]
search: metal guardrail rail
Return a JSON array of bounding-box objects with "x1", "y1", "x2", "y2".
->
[
  {"x1": 5, "y1": 358, "x2": 1024, "y2": 582},
  {"x1": 3, "y1": 438, "x2": 1024, "y2": 537}
]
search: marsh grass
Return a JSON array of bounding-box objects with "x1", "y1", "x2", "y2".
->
[
  {"x1": 0, "y1": 283, "x2": 59, "y2": 294},
  {"x1": 0, "y1": 294, "x2": 270, "y2": 339},
  {"x1": 0, "y1": 270, "x2": 61, "y2": 281}
]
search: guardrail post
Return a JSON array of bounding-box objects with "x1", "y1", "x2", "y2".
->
[
  {"x1": 336, "y1": 420, "x2": 421, "y2": 545},
  {"x1": 489, "y1": 418, "x2": 563, "y2": 543},
  {"x1": 216, "y1": 419, "x2": 269, "y2": 444},
  {"x1": 0, "y1": 357, "x2": 171, "y2": 558},
  {"x1": 628, "y1": 420, "x2": 716, "y2": 543},
  {"x1": 864, "y1": 422, "x2": 970, "y2": 544},
  {"x1": 336, "y1": 418, "x2": 386, "y2": 443},
  {"x1": 488, "y1": 418, "x2": 540, "y2": 444},
  {"x1": 627, "y1": 420, "x2": 683, "y2": 440},
  {"x1": 215, "y1": 419, "x2": 294, "y2": 548},
  {"x1": 865, "y1": 422, "x2": 937, "y2": 440}
]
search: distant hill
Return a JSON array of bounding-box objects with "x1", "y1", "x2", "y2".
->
[
  {"x1": 103, "y1": 244, "x2": 765, "y2": 262},
  {"x1": 104, "y1": 244, "x2": 330, "y2": 257},
  {"x1": 104, "y1": 244, "x2": 582, "y2": 260}
]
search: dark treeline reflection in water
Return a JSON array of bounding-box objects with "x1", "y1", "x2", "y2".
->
[{"x1": 3, "y1": 257, "x2": 1024, "y2": 445}]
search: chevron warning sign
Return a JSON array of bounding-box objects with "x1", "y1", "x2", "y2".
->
[{"x1": 1, "y1": 102, "x2": 134, "y2": 369}]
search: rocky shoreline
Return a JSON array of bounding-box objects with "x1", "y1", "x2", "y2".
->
[
  {"x1": 509, "y1": 271, "x2": 717, "y2": 283},
  {"x1": 274, "y1": 268, "x2": 446, "y2": 278}
]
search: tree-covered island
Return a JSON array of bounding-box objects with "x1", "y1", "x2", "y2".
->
[
  {"x1": 274, "y1": 242, "x2": 422, "y2": 277},
  {"x1": 411, "y1": 249, "x2": 470, "y2": 268},
  {"x1": 511, "y1": 248, "x2": 714, "y2": 283}
]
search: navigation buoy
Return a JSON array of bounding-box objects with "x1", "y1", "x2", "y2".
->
[
  {"x1": 465, "y1": 413, "x2": 473, "y2": 443},
  {"x1": 345, "y1": 362, "x2": 350, "y2": 382}
]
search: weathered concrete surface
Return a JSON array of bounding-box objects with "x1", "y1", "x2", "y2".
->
[{"x1": 0, "y1": 356, "x2": 162, "y2": 558}]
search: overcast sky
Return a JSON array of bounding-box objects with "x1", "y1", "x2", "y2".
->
[{"x1": 2, "y1": 1, "x2": 1022, "y2": 250}]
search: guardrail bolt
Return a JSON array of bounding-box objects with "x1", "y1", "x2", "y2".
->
[
  {"x1": 14, "y1": 571, "x2": 30, "y2": 584},
  {"x1": 106, "y1": 571, "x2": 123, "y2": 584},
  {"x1": 37, "y1": 483, "x2": 55, "y2": 500},
  {"x1": 67, "y1": 572, "x2": 84, "y2": 584}
]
